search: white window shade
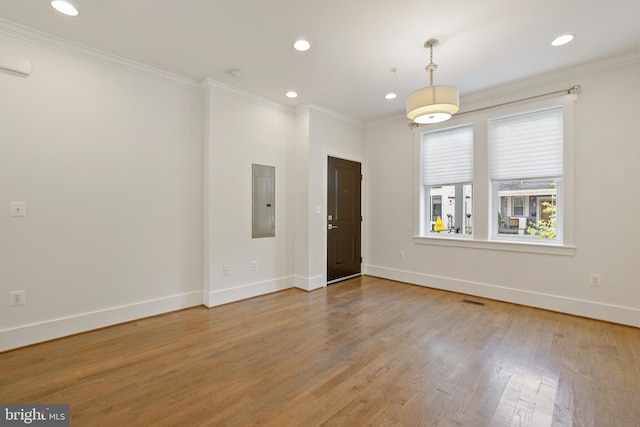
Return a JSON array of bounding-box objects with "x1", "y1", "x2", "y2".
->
[
  {"x1": 423, "y1": 125, "x2": 473, "y2": 186},
  {"x1": 490, "y1": 106, "x2": 563, "y2": 180}
]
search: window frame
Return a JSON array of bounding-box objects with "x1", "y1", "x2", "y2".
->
[
  {"x1": 413, "y1": 93, "x2": 576, "y2": 256},
  {"x1": 419, "y1": 124, "x2": 475, "y2": 238}
]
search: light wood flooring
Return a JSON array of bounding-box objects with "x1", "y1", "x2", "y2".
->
[{"x1": 2, "y1": 276, "x2": 640, "y2": 426}]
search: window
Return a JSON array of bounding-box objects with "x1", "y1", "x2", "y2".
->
[
  {"x1": 415, "y1": 93, "x2": 575, "y2": 255},
  {"x1": 512, "y1": 196, "x2": 524, "y2": 216},
  {"x1": 421, "y1": 125, "x2": 473, "y2": 236},
  {"x1": 490, "y1": 106, "x2": 563, "y2": 242},
  {"x1": 431, "y1": 195, "x2": 442, "y2": 221}
]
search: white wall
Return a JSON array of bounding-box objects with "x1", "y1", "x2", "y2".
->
[
  {"x1": 203, "y1": 83, "x2": 295, "y2": 305},
  {"x1": 0, "y1": 23, "x2": 367, "y2": 351},
  {"x1": 291, "y1": 106, "x2": 366, "y2": 290},
  {"x1": 365, "y1": 52, "x2": 640, "y2": 327},
  {"x1": 292, "y1": 106, "x2": 366, "y2": 290},
  {"x1": 201, "y1": 99, "x2": 366, "y2": 302},
  {"x1": 0, "y1": 28, "x2": 204, "y2": 351},
  {"x1": 9, "y1": 19, "x2": 629, "y2": 352},
  {"x1": 309, "y1": 107, "x2": 366, "y2": 286},
  {"x1": 292, "y1": 108, "x2": 312, "y2": 287}
]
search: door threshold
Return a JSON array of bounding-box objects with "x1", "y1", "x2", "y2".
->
[{"x1": 327, "y1": 273, "x2": 362, "y2": 285}]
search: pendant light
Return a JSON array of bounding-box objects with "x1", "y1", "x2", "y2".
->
[{"x1": 406, "y1": 39, "x2": 459, "y2": 124}]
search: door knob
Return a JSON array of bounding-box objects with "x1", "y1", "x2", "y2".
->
[{"x1": 328, "y1": 224, "x2": 338, "y2": 230}]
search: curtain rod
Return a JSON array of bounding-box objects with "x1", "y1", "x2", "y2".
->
[{"x1": 409, "y1": 84, "x2": 580, "y2": 128}]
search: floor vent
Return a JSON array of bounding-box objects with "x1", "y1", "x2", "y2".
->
[{"x1": 462, "y1": 299, "x2": 485, "y2": 306}]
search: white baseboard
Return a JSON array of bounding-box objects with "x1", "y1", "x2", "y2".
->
[
  {"x1": 0, "y1": 291, "x2": 203, "y2": 352},
  {"x1": 366, "y1": 264, "x2": 640, "y2": 328},
  {"x1": 204, "y1": 276, "x2": 295, "y2": 307},
  {"x1": 293, "y1": 274, "x2": 325, "y2": 292},
  {"x1": 8, "y1": 267, "x2": 632, "y2": 352}
]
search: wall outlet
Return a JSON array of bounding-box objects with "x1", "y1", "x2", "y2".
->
[
  {"x1": 588, "y1": 273, "x2": 601, "y2": 287},
  {"x1": 10, "y1": 201, "x2": 26, "y2": 217},
  {"x1": 223, "y1": 265, "x2": 230, "y2": 276},
  {"x1": 251, "y1": 260, "x2": 258, "y2": 271},
  {"x1": 9, "y1": 290, "x2": 26, "y2": 306},
  {"x1": 398, "y1": 251, "x2": 405, "y2": 260}
]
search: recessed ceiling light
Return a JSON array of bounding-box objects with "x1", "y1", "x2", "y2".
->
[
  {"x1": 551, "y1": 34, "x2": 574, "y2": 47},
  {"x1": 385, "y1": 93, "x2": 397, "y2": 100},
  {"x1": 286, "y1": 91, "x2": 298, "y2": 98},
  {"x1": 51, "y1": 1, "x2": 79, "y2": 16},
  {"x1": 293, "y1": 40, "x2": 311, "y2": 52}
]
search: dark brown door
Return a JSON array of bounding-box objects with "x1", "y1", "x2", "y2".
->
[{"x1": 327, "y1": 156, "x2": 362, "y2": 283}]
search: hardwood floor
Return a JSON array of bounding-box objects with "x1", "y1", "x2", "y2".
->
[{"x1": 2, "y1": 276, "x2": 640, "y2": 426}]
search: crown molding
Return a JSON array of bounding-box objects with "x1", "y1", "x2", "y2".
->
[
  {"x1": 0, "y1": 17, "x2": 200, "y2": 91},
  {"x1": 300, "y1": 103, "x2": 364, "y2": 128},
  {"x1": 200, "y1": 78, "x2": 294, "y2": 115},
  {"x1": 366, "y1": 49, "x2": 640, "y2": 128},
  {"x1": 460, "y1": 49, "x2": 640, "y2": 110},
  {"x1": 365, "y1": 112, "x2": 407, "y2": 130}
]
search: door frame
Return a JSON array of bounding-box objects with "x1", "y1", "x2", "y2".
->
[{"x1": 323, "y1": 152, "x2": 365, "y2": 286}]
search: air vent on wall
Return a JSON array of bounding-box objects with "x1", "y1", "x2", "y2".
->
[{"x1": 0, "y1": 52, "x2": 32, "y2": 77}]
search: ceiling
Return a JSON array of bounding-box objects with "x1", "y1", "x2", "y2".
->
[{"x1": 1, "y1": 0, "x2": 639, "y2": 123}]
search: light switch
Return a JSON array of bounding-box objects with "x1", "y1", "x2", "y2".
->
[
  {"x1": 314, "y1": 205, "x2": 322, "y2": 214},
  {"x1": 10, "y1": 201, "x2": 26, "y2": 217}
]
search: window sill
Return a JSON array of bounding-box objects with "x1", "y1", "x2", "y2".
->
[{"x1": 413, "y1": 236, "x2": 575, "y2": 256}]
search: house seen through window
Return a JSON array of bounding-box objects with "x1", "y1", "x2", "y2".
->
[{"x1": 490, "y1": 106, "x2": 563, "y2": 241}]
